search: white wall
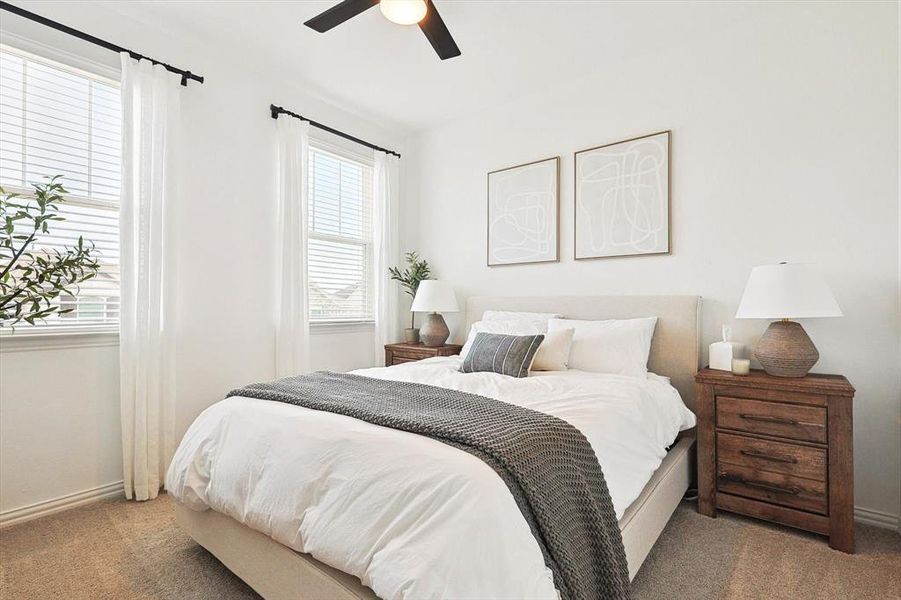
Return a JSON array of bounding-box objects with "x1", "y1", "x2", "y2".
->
[
  {"x1": 405, "y1": 3, "x2": 901, "y2": 521},
  {"x1": 0, "y1": 1, "x2": 403, "y2": 518},
  {"x1": 0, "y1": 340, "x2": 121, "y2": 515}
]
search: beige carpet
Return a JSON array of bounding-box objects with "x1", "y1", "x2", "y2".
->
[{"x1": 1, "y1": 494, "x2": 898, "y2": 599}]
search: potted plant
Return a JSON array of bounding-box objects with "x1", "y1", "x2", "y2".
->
[
  {"x1": 1, "y1": 177, "x2": 100, "y2": 327},
  {"x1": 389, "y1": 251, "x2": 431, "y2": 343}
]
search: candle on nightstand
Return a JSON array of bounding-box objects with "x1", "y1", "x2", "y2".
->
[
  {"x1": 732, "y1": 358, "x2": 751, "y2": 376},
  {"x1": 709, "y1": 326, "x2": 745, "y2": 371}
]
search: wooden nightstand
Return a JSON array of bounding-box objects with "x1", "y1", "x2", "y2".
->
[
  {"x1": 384, "y1": 342, "x2": 463, "y2": 366},
  {"x1": 695, "y1": 367, "x2": 856, "y2": 552}
]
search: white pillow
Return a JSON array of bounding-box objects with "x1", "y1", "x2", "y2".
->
[
  {"x1": 460, "y1": 319, "x2": 543, "y2": 360},
  {"x1": 530, "y1": 328, "x2": 575, "y2": 371},
  {"x1": 548, "y1": 317, "x2": 658, "y2": 376},
  {"x1": 480, "y1": 311, "x2": 561, "y2": 331}
]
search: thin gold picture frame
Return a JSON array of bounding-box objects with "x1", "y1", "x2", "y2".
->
[
  {"x1": 486, "y1": 156, "x2": 561, "y2": 267},
  {"x1": 573, "y1": 130, "x2": 672, "y2": 261}
]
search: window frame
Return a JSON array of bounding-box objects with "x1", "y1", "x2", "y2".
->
[
  {"x1": 307, "y1": 137, "x2": 376, "y2": 327},
  {"x1": 0, "y1": 42, "x2": 122, "y2": 342}
]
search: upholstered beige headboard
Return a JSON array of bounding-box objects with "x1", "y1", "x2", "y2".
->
[{"x1": 465, "y1": 295, "x2": 702, "y2": 410}]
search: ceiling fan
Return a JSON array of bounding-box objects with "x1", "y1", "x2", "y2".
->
[{"x1": 304, "y1": 0, "x2": 461, "y2": 60}]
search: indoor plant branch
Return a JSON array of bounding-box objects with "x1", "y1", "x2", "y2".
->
[
  {"x1": 0, "y1": 177, "x2": 101, "y2": 327},
  {"x1": 389, "y1": 251, "x2": 432, "y2": 331}
]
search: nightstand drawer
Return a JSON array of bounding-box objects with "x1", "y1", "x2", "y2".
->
[
  {"x1": 385, "y1": 343, "x2": 463, "y2": 367},
  {"x1": 391, "y1": 349, "x2": 430, "y2": 361},
  {"x1": 391, "y1": 357, "x2": 419, "y2": 364},
  {"x1": 718, "y1": 463, "x2": 827, "y2": 514},
  {"x1": 717, "y1": 396, "x2": 826, "y2": 443},
  {"x1": 717, "y1": 432, "x2": 826, "y2": 481}
]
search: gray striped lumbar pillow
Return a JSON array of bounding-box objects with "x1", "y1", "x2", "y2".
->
[{"x1": 459, "y1": 332, "x2": 545, "y2": 378}]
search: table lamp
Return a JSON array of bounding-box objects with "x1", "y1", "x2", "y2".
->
[
  {"x1": 410, "y1": 280, "x2": 459, "y2": 347},
  {"x1": 736, "y1": 262, "x2": 842, "y2": 377}
]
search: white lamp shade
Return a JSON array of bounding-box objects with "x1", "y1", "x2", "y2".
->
[
  {"x1": 410, "y1": 280, "x2": 459, "y2": 313},
  {"x1": 736, "y1": 263, "x2": 842, "y2": 319}
]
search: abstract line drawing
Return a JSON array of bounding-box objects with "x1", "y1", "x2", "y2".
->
[
  {"x1": 575, "y1": 131, "x2": 670, "y2": 259},
  {"x1": 487, "y1": 157, "x2": 559, "y2": 266}
]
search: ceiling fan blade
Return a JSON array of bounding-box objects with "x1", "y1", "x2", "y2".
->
[
  {"x1": 419, "y1": 0, "x2": 461, "y2": 60},
  {"x1": 304, "y1": 0, "x2": 379, "y2": 33}
]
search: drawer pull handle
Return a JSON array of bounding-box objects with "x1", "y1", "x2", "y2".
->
[
  {"x1": 739, "y1": 413, "x2": 799, "y2": 426},
  {"x1": 740, "y1": 478, "x2": 801, "y2": 496},
  {"x1": 740, "y1": 449, "x2": 797, "y2": 464}
]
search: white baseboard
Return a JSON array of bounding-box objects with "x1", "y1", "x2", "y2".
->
[
  {"x1": 854, "y1": 506, "x2": 901, "y2": 532},
  {"x1": 0, "y1": 481, "x2": 124, "y2": 528},
  {"x1": 0, "y1": 480, "x2": 898, "y2": 536}
]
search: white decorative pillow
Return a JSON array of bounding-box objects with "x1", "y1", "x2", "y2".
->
[
  {"x1": 460, "y1": 319, "x2": 543, "y2": 360},
  {"x1": 530, "y1": 328, "x2": 575, "y2": 371},
  {"x1": 480, "y1": 311, "x2": 561, "y2": 331},
  {"x1": 548, "y1": 317, "x2": 658, "y2": 376}
]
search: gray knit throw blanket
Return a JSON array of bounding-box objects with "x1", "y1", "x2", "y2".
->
[{"x1": 227, "y1": 371, "x2": 631, "y2": 600}]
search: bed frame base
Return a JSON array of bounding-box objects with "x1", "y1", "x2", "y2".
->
[{"x1": 176, "y1": 434, "x2": 695, "y2": 599}]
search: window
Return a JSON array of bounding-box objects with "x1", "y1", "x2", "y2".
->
[
  {"x1": 307, "y1": 143, "x2": 374, "y2": 323},
  {"x1": 0, "y1": 45, "x2": 121, "y2": 334}
]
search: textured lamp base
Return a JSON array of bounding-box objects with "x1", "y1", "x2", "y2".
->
[
  {"x1": 420, "y1": 313, "x2": 450, "y2": 347},
  {"x1": 754, "y1": 320, "x2": 819, "y2": 377}
]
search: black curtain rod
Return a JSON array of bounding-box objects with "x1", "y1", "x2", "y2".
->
[
  {"x1": 0, "y1": 1, "x2": 204, "y2": 86},
  {"x1": 270, "y1": 105, "x2": 401, "y2": 159}
]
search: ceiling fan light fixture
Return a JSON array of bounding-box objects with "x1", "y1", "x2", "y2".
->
[{"x1": 379, "y1": 0, "x2": 427, "y2": 25}]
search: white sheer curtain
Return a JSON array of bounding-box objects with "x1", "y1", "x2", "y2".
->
[
  {"x1": 275, "y1": 117, "x2": 312, "y2": 377},
  {"x1": 373, "y1": 152, "x2": 401, "y2": 365},
  {"x1": 119, "y1": 55, "x2": 181, "y2": 501}
]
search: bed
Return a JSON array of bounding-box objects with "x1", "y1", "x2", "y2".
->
[{"x1": 170, "y1": 294, "x2": 702, "y2": 599}]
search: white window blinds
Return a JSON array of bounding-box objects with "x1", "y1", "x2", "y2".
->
[
  {"x1": 308, "y1": 144, "x2": 374, "y2": 323},
  {"x1": 0, "y1": 45, "x2": 121, "y2": 333}
]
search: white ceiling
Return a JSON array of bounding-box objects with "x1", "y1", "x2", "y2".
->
[{"x1": 104, "y1": 1, "x2": 759, "y2": 133}]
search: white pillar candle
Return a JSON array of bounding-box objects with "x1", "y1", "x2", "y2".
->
[
  {"x1": 709, "y1": 325, "x2": 746, "y2": 371},
  {"x1": 732, "y1": 358, "x2": 751, "y2": 376}
]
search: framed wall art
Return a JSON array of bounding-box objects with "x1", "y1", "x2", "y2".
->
[
  {"x1": 574, "y1": 131, "x2": 670, "y2": 260},
  {"x1": 487, "y1": 156, "x2": 560, "y2": 266}
]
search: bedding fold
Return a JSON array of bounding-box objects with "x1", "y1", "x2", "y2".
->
[{"x1": 227, "y1": 370, "x2": 631, "y2": 600}]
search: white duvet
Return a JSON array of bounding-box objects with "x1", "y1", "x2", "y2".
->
[{"x1": 167, "y1": 357, "x2": 695, "y2": 600}]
